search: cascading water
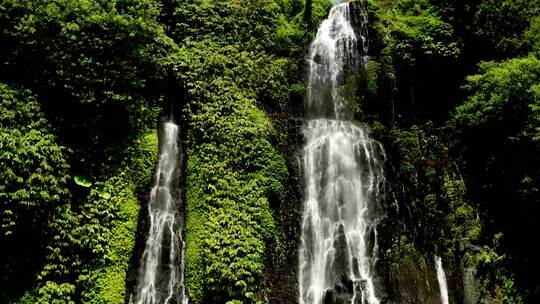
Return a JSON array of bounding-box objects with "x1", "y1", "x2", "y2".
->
[
  {"x1": 132, "y1": 121, "x2": 188, "y2": 304},
  {"x1": 299, "y1": 3, "x2": 385, "y2": 304},
  {"x1": 435, "y1": 256, "x2": 450, "y2": 304}
]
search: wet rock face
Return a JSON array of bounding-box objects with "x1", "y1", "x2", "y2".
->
[
  {"x1": 384, "y1": 254, "x2": 441, "y2": 304},
  {"x1": 379, "y1": 250, "x2": 488, "y2": 304},
  {"x1": 462, "y1": 265, "x2": 481, "y2": 304},
  {"x1": 264, "y1": 115, "x2": 303, "y2": 304},
  {"x1": 327, "y1": 224, "x2": 355, "y2": 304}
]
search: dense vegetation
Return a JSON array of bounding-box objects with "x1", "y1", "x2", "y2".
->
[
  {"x1": 355, "y1": 0, "x2": 540, "y2": 302},
  {"x1": 1, "y1": 0, "x2": 539, "y2": 303}
]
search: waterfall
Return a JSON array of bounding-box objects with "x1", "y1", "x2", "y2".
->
[
  {"x1": 132, "y1": 121, "x2": 188, "y2": 304},
  {"x1": 299, "y1": 3, "x2": 385, "y2": 304},
  {"x1": 435, "y1": 256, "x2": 450, "y2": 304}
]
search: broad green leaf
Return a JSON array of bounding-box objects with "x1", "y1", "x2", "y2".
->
[
  {"x1": 74, "y1": 175, "x2": 92, "y2": 188},
  {"x1": 97, "y1": 186, "x2": 111, "y2": 199}
]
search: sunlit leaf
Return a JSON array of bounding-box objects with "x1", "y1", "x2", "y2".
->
[{"x1": 74, "y1": 175, "x2": 92, "y2": 188}]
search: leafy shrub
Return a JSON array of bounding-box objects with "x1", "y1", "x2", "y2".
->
[
  {"x1": 171, "y1": 1, "x2": 292, "y2": 302},
  {"x1": 0, "y1": 84, "x2": 70, "y2": 238},
  {"x1": 37, "y1": 131, "x2": 158, "y2": 303},
  {"x1": 0, "y1": 0, "x2": 175, "y2": 173},
  {"x1": 453, "y1": 55, "x2": 540, "y2": 301},
  {"x1": 184, "y1": 82, "x2": 287, "y2": 303}
]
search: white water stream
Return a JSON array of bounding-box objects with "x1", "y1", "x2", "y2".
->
[
  {"x1": 299, "y1": 3, "x2": 385, "y2": 304},
  {"x1": 435, "y1": 256, "x2": 450, "y2": 304},
  {"x1": 132, "y1": 121, "x2": 188, "y2": 304}
]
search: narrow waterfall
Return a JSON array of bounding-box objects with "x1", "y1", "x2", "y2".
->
[
  {"x1": 132, "y1": 121, "x2": 188, "y2": 304},
  {"x1": 299, "y1": 3, "x2": 385, "y2": 304},
  {"x1": 435, "y1": 256, "x2": 450, "y2": 304}
]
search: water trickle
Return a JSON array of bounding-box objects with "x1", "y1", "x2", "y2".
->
[
  {"x1": 299, "y1": 3, "x2": 384, "y2": 304},
  {"x1": 435, "y1": 256, "x2": 450, "y2": 304},
  {"x1": 132, "y1": 121, "x2": 188, "y2": 304}
]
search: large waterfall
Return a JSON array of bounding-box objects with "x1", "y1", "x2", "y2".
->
[
  {"x1": 299, "y1": 3, "x2": 385, "y2": 304},
  {"x1": 132, "y1": 121, "x2": 188, "y2": 304}
]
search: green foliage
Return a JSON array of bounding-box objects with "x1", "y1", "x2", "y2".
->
[
  {"x1": 10, "y1": 292, "x2": 37, "y2": 304},
  {"x1": 385, "y1": 235, "x2": 419, "y2": 269},
  {"x1": 184, "y1": 83, "x2": 287, "y2": 303},
  {"x1": 0, "y1": 0, "x2": 174, "y2": 173},
  {"x1": 473, "y1": 0, "x2": 540, "y2": 56},
  {"x1": 81, "y1": 131, "x2": 157, "y2": 304},
  {"x1": 36, "y1": 131, "x2": 158, "y2": 303},
  {"x1": 2, "y1": 0, "x2": 305, "y2": 301},
  {"x1": 365, "y1": 1, "x2": 539, "y2": 301},
  {"x1": 453, "y1": 54, "x2": 540, "y2": 302},
  {"x1": 455, "y1": 55, "x2": 540, "y2": 135},
  {"x1": 173, "y1": 0, "x2": 280, "y2": 51},
  {"x1": 441, "y1": 174, "x2": 481, "y2": 257},
  {"x1": 172, "y1": 0, "x2": 329, "y2": 57},
  {"x1": 174, "y1": 40, "x2": 293, "y2": 113},
  {"x1": 37, "y1": 282, "x2": 76, "y2": 304},
  {"x1": 389, "y1": 127, "x2": 421, "y2": 184},
  {"x1": 525, "y1": 16, "x2": 540, "y2": 53},
  {"x1": 74, "y1": 176, "x2": 92, "y2": 188},
  {"x1": 0, "y1": 1, "x2": 170, "y2": 298},
  {"x1": 368, "y1": 0, "x2": 459, "y2": 68},
  {"x1": 362, "y1": 0, "x2": 461, "y2": 125},
  {"x1": 467, "y1": 234, "x2": 525, "y2": 304},
  {"x1": 494, "y1": 273, "x2": 525, "y2": 304},
  {"x1": 0, "y1": 84, "x2": 70, "y2": 238},
  {"x1": 385, "y1": 123, "x2": 489, "y2": 266},
  {"x1": 2, "y1": 0, "x2": 538, "y2": 302},
  {"x1": 383, "y1": 235, "x2": 438, "y2": 303},
  {"x1": 171, "y1": 1, "x2": 293, "y2": 302},
  {"x1": 79, "y1": 177, "x2": 141, "y2": 304},
  {"x1": 454, "y1": 55, "x2": 540, "y2": 220}
]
